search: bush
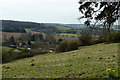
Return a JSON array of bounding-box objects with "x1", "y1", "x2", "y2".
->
[
  {"x1": 55, "y1": 41, "x2": 68, "y2": 53},
  {"x1": 55, "y1": 40, "x2": 79, "y2": 53},
  {"x1": 91, "y1": 32, "x2": 120, "y2": 44},
  {"x1": 91, "y1": 35, "x2": 105, "y2": 44},
  {"x1": 2, "y1": 51, "x2": 12, "y2": 63},
  {"x1": 2, "y1": 48, "x2": 43, "y2": 63},
  {"x1": 2, "y1": 49, "x2": 21, "y2": 63},
  {"x1": 30, "y1": 49, "x2": 46, "y2": 54},
  {"x1": 104, "y1": 32, "x2": 120, "y2": 43},
  {"x1": 58, "y1": 39, "x2": 63, "y2": 44},
  {"x1": 78, "y1": 34, "x2": 92, "y2": 46},
  {"x1": 67, "y1": 41, "x2": 79, "y2": 51}
]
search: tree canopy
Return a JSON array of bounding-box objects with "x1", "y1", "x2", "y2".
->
[{"x1": 78, "y1": 1, "x2": 120, "y2": 33}]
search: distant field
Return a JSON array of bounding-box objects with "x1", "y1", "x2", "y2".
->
[
  {"x1": 113, "y1": 29, "x2": 120, "y2": 31},
  {"x1": 54, "y1": 35, "x2": 78, "y2": 41},
  {"x1": 1, "y1": 32, "x2": 26, "y2": 40},
  {"x1": 56, "y1": 33, "x2": 78, "y2": 38},
  {"x1": 54, "y1": 25, "x2": 71, "y2": 31},
  {"x1": 2, "y1": 43, "x2": 119, "y2": 78},
  {"x1": 54, "y1": 33, "x2": 79, "y2": 41}
]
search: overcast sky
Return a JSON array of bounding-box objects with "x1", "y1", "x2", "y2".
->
[{"x1": 0, "y1": 0, "x2": 82, "y2": 24}]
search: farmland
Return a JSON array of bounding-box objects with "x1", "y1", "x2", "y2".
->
[
  {"x1": 55, "y1": 33, "x2": 78, "y2": 38},
  {"x1": 2, "y1": 43, "x2": 119, "y2": 78},
  {"x1": 53, "y1": 25, "x2": 71, "y2": 31}
]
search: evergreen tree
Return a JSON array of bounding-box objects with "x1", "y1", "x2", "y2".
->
[
  {"x1": 58, "y1": 39, "x2": 63, "y2": 44},
  {"x1": 31, "y1": 34, "x2": 36, "y2": 41},
  {"x1": 27, "y1": 40, "x2": 31, "y2": 46},
  {"x1": 39, "y1": 34, "x2": 44, "y2": 41},
  {"x1": 9, "y1": 36, "x2": 16, "y2": 45}
]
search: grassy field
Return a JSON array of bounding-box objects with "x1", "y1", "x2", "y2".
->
[
  {"x1": 54, "y1": 25, "x2": 71, "y2": 31},
  {"x1": 113, "y1": 29, "x2": 120, "y2": 31},
  {"x1": 54, "y1": 35, "x2": 78, "y2": 41},
  {"x1": 56, "y1": 33, "x2": 78, "y2": 38},
  {"x1": 2, "y1": 46, "x2": 13, "y2": 53},
  {"x1": 2, "y1": 43, "x2": 119, "y2": 78}
]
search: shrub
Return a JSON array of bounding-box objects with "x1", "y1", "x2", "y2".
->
[
  {"x1": 91, "y1": 35, "x2": 105, "y2": 44},
  {"x1": 2, "y1": 51, "x2": 12, "y2": 63},
  {"x1": 30, "y1": 49, "x2": 46, "y2": 54},
  {"x1": 104, "y1": 32, "x2": 120, "y2": 43},
  {"x1": 55, "y1": 40, "x2": 79, "y2": 53},
  {"x1": 78, "y1": 34, "x2": 92, "y2": 46},
  {"x1": 58, "y1": 39, "x2": 63, "y2": 44},
  {"x1": 21, "y1": 49, "x2": 30, "y2": 53},
  {"x1": 55, "y1": 41, "x2": 68, "y2": 53},
  {"x1": 2, "y1": 48, "x2": 42, "y2": 63},
  {"x1": 67, "y1": 40, "x2": 79, "y2": 51},
  {"x1": 96, "y1": 32, "x2": 120, "y2": 43},
  {"x1": 91, "y1": 32, "x2": 120, "y2": 44},
  {"x1": 2, "y1": 49, "x2": 21, "y2": 63}
]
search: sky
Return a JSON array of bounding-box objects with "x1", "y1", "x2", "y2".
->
[{"x1": 0, "y1": 0, "x2": 81, "y2": 24}]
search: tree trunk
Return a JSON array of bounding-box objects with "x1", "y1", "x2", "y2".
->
[{"x1": 108, "y1": 23, "x2": 111, "y2": 33}]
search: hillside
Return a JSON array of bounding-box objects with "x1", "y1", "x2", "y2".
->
[
  {"x1": 1, "y1": 20, "x2": 44, "y2": 28},
  {"x1": 1, "y1": 20, "x2": 73, "y2": 34},
  {"x1": 2, "y1": 43, "x2": 119, "y2": 78},
  {"x1": 66, "y1": 24, "x2": 85, "y2": 28}
]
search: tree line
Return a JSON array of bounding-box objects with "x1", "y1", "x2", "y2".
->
[{"x1": 2, "y1": 27, "x2": 26, "y2": 33}]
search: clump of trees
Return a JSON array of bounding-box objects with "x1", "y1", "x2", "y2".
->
[
  {"x1": 55, "y1": 40, "x2": 79, "y2": 53},
  {"x1": 100, "y1": 32, "x2": 120, "y2": 43},
  {"x1": 78, "y1": 34, "x2": 92, "y2": 46},
  {"x1": 2, "y1": 27, "x2": 26, "y2": 33},
  {"x1": 31, "y1": 34, "x2": 44, "y2": 41}
]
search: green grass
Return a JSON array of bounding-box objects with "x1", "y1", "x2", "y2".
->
[
  {"x1": 18, "y1": 47, "x2": 27, "y2": 50},
  {"x1": 2, "y1": 43, "x2": 119, "y2": 78},
  {"x1": 56, "y1": 33, "x2": 78, "y2": 37},
  {"x1": 2, "y1": 46, "x2": 13, "y2": 52},
  {"x1": 0, "y1": 40, "x2": 2, "y2": 43},
  {"x1": 113, "y1": 29, "x2": 120, "y2": 31},
  {"x1": 55, "y1": 25, "x2": 71, "y2": 31},
  {"x1": 31, "y1": 41, "x2": 35, "y2": 44}
]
